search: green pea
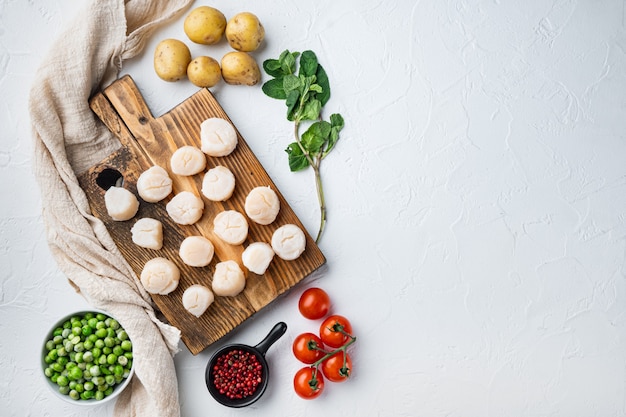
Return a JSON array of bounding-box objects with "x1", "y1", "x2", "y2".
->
[
  {"x1": 53, "y1": 328, "x2": 63, "y2": 337},
  {"x1": 69, "y1": 390, "x2": 80, "y2": 400},
  {"x1": 72, "y1": 327, "x2": 82, "y2": 336},
  {"x1": 92, "y1": 347, "x2": 101, "y2": 359},
  {"x1": 51, "y1": 362, "x2": 64, "y2": 373},
  {"x1": 103, "y1": 347, "x2": 112, "y2": 355},
  {"x1": 46, "y1": 340, "x2": 55, "y2": 351},
  {"x1": 44, "y1": 367, "x2": 54, "y2": 378},
  {"x1": 62, "y1": 320, "x2": 71, "y2": 329},
  {"x1": 104, "y1": 386, "x2": 114, "y2": 396},
  {"x1": 96, "y1": 313, "x2": 106, "y2": 321},
  {"x1": 94, "y1": 337, "x2": 105, "y2": 348},
  {"x1": 82, "y1": 351, "x2": 93, "y2": 363},
  {"x1": 82, "y1": 326, "x2": 93, "y2": 337},
  {"x1": 117, "y1": 356, "x2": 128, "y2": 366},
  {"x1": 121, "y1": 340, "x2": 132, "y2": 352},
  {"x1": 113, "y1": 346, "x2": 124, "y2": 356},
  {"x1": 59, "y1": 385, "x2": 70, "y2": 395},
  {"x1": 74, "y1": 342, "x2": 85, "y2": 353},
  {"x1": 57, "y1": 356, "x2": 68, "y2": 366},
  {"x1": 57, "y1": 375, "x2": 69, "y2": 387},
  {"x1": 68, "y1": 366, "x2": 83, "y2": 381},
  {"x1": 83, "y1": 339, "x2": 94, "y2": 350},
  {"x1": 92, "y1": 376, "x2": 105, "y2": 386},
  {"x1": 81, "y1": 390, "x2": 94, "y2": 400},
  {"x1": 113, "y1": 365, "x2": 124, "y2": 377},
  {"x1": 105, "y1": 375, "x2": 116, "y2": 385},
  {"x1": 95, "y1": 390, "x2": 104, "y2": 401},
  {"x1": 84, "y1": 381, "x2": 94, "y2": 391},
  {"x1": 75, "y1": 352, "x2": 84, "y2": 363},
  {"x1": 57, "y1": 347, "x2": 67, "y2": 357},
  {"x1": 89, "y1": 365, "x2": 100, "y2": 377},
  {"x1": 104, "y1": 337, "x2": 115, "y2": 347},
  {"x1": 106, "y1": 354, "x2": 117, "y2": 365},
  {"x1": 124, "y1": 352, "x2": 133, "y2": 360},
  {"x1": 117, "y1": 330, "x2": 129, "y2": 341},
  {"x1": 55, "y1": 334, "x2": 65, "y2": 344}
]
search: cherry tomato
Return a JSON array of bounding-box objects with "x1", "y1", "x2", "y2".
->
[
  {"x1": 319, "y1": 315, "x2": 353, "y2": 348},
  {"x1": 293, "y1": 366, "x2": 324, "y2": 399},
  {"x1": 298, "y1": 287, "x2": 331, "y2": 320},
  {"x1": 292, "y1": 332, "x2": 326, "y2": 364},
  {"x1": 321, "y1": 351, "x2": 352, "y2": 383}
]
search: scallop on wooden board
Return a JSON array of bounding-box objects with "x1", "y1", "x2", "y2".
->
[{"x1": 78, "y1": 75, "x2": 325, "y2": 355}]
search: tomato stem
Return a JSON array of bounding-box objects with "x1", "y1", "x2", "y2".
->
[{"x1": 307, "y1": 332, "x2": 357, "y2": 384}]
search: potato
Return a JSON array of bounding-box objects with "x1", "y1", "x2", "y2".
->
[
  {"x1": 187, "y1": 56, "x2": 222, "y2": 88},
  {"x1": 184, "y1": 6, "x2": 226, "y2": 45},
  {"x1": 154, "y1": 39, "x2": 192, "y2": 82},
  {"x1": 220, "y1": 51, "x2": 261, "y2": 86},
  {"x1": 225, "y1": 12, "x2": 265, "y2": 52}
]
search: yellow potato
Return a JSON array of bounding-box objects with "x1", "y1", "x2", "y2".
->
[
  {"x1": 220, "y1": 51, "x2": 261, "y2": 86},
  {"x1": 184, "y1": 6, "x2": 227, "y2": 45},
  {"x1": 154, "y1": 39, "x2": 191, "y2": 82},
  {"x1": 187, "y1": 56, "x2": 222, "y2": 88},
  {"x1": 225, "y1": 12, "x2": 265, "y2": 52}
]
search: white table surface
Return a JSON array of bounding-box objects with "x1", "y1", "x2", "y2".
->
[{"x1": 2, "y1": 1, "x2": 626, "y2": 416}]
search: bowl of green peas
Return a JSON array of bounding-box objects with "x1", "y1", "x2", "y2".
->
[{"x1": 41, "y1": 310, "x2": 134, "y2": 404}]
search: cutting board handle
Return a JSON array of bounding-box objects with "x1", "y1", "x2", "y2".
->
[{"x1": 102, "y1": 75, "x2": 156, "y2": 138}]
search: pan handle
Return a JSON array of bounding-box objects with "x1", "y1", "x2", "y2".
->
[{"x1": 254, "y1": 322, "x2": 287, "y2": 356}]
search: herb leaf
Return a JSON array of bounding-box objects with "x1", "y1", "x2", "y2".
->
[
  {"x1": 286, "y1": 143, "x2": 309, "y2": 172},
  {"x1": 299, "y1": 50, "x2": 319, "y2": 77},
  {"x1": 262, "y1": 78, "x2": 286, "y2": 99}
]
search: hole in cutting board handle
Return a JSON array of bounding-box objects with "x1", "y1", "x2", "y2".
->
[{"x1": 96, "y1": 168, "x2": 124, "y2": 190}]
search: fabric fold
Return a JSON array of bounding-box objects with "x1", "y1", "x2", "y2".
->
[{"x1": 29, "y1": 1, "x2": 194, "y2": 416}]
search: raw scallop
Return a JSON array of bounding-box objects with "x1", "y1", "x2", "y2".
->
[
  {"x1": 166, "y1": 191, "x2": 204, "y2": 225},
  {"x1": 241, "y1": 242, "x2": 274, "y2": 275},
  {"x1": 212, "y1": 260, "x2": 246, "y2": 296},
  {"x1": 170, "y1": 146, "x2": 206, "y2": 176},
  {"x1": 201, "y1": 165, "x2": 235, "y2": 201},
  {"x1": 244, "y1": 186, "x2": 280, "y2": 225},
  {"x1": 136, "y1": 165, "x2": 172, "y2": 203},
  {"x1": 104, "y1": 186, "x2": 139, "y2": 221},
  {"x1": 213, "y1": 210, "x2": 249, "y2": 245},
  {"x1": 200, "y1": 117, "x2": 238, "y2": 157},
  {"x1": 131, "y1": 218, "x2": 163, "y2": 250},
  {"x1": 179, "y1": 236, "x2": 214, "y2": 267},
  {"x1": 271, "y1": 224, "x2": 306, "y2": 261},
  {"x1": 140, "y1": 257, "x2": 180, "y2": 295},
  {"x1": 182, "y1": 284, "x2": 214, "y2": 317}
]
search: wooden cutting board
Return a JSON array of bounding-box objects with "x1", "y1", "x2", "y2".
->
[{"x1": 78, "y1": 75, "x2": 325, "y2": 355}]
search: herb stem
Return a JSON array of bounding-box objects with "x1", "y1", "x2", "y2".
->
[{"x1": 294, "y1": 119, "x2": 327, "y2": 244}]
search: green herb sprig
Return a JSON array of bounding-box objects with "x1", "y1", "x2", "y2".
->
[{"x1": 262, "y1": 50, "x2": 344, "y2": 243}]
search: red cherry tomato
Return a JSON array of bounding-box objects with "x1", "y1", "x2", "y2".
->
[
  {"x1": 293, "y1": 366, "x2": 324, "y2": 399},
  {"x1": 292, "y1": 332, "x2": 326, "y2": 364},
  {"x1": 319, "y1": 315, "x2": 353, "y2": 348},
  {"x1": 298, "y1": 287, "x2": 331, "y2": 320},
  {"x1": 321, "y1": 351, "x2": 352, "y2": 383}
]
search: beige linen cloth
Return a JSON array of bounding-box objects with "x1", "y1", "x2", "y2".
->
[{"x1": 29, "y1": 0, "x2": 194, "y2": 416}]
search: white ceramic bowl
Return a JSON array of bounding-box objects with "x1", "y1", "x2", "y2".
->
[{"x1": 41, "y1": 310, "x2": 134, "y2": 405}]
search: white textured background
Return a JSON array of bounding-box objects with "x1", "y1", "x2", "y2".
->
[{"x1": 2, "y1": 0, "x2": 625, "y2": 416}]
